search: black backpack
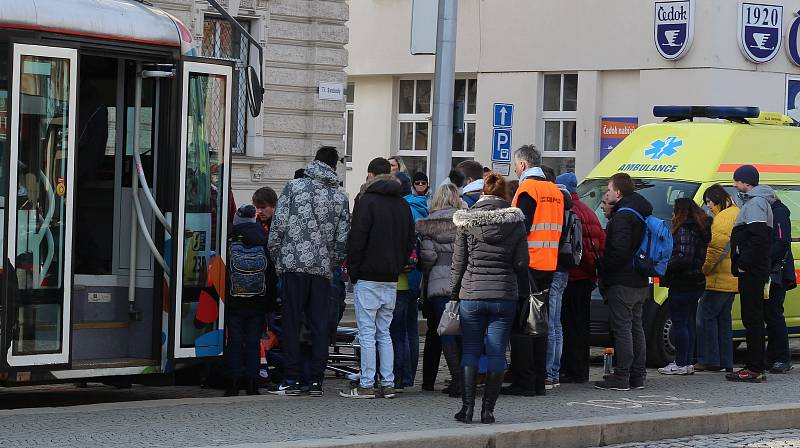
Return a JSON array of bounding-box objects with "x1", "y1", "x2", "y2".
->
[{"x1": 558, "y1": 209, "x2": 583, "y2": 270}]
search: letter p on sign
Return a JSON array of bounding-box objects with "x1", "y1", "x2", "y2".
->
[{"x1": 492, "y1": 128, "x2": 512, "y2": 162}]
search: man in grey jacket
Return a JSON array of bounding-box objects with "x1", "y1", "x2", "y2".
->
[
  {"x1": 268, "y1": 146, "x2": 351, "y2": 397},
  {"x1": 728, "y1": 165, "x2": 773, "y2": 383}
]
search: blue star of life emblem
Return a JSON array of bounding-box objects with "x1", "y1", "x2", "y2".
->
[{"x1": 644, "y1": 136, "x2": 682, "y2": 160}]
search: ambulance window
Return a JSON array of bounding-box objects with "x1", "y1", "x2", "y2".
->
[
  {"x1": 578, "y1": 178, "x2": 700, "y2": 228},
  {"x1": 773, "y1": 188, "x2": 800, "y2": 242}
]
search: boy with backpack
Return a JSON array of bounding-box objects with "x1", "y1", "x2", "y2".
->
[
  {"x1": 595, "y1": 173, "x2": 659, "y2": 391},
  {"x1": 225, "y1": 204, "x2": 272, "y2": 396}
]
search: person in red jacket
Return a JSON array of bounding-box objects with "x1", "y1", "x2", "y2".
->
[{"x1": 555, "y1": 173, "x2": 605, "y2": 383}]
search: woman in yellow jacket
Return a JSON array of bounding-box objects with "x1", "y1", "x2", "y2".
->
[{"x1": 696, "y1": 185, "x2": 740, "y2": 373}]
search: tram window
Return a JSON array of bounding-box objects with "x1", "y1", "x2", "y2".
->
[
  {"x1": 180, "y1": 72, "x2": 228, "y2": 347},
  {"x1": 13, "y1": 53, "x2": 73, "y2": 355},
  {"x1": 1, "y1": 39, "x2": 8, "y2": 244}
]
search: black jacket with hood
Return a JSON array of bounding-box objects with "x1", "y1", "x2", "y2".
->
[
  {"x1": 347, "y1": 174, "x2": 415, "y2": 283},
  {"x1": 770, "y1": 198, "x2": 796, "y2": 290},
  {"x1": 600, "y1": 192, "x2": 654, "y2": 288},
  {"x1": 731, "y1": 185, "x2": 774, "y2": 282},
  {"x1": 450, "y1": 196, "x2": 530, "y2": 301}
]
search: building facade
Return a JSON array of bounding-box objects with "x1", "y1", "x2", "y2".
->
[
  {"x1": 345, "y1": 0, "x2": 800, "y2": 200},
  {"x1": 155, "y1": 0, "x2": 349, "y2": 205}
]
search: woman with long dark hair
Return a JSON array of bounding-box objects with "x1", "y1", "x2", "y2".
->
[
  {"x1": 658, "y1": 198, "x2": 710, "y2": 375},
  {"x1": 450, "y1": 173, "x2": 529, "y2": 424},
  {"x1": 697, "y1": 185, "x2": 739, "y2": 372}
]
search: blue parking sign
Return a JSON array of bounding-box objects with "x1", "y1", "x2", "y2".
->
[
  {"x1": 492, "y1": 128, "x2": 512, "y2": 162},
  {"x1": 493, "y1": 103, "x2": 513, "y2": 128}
]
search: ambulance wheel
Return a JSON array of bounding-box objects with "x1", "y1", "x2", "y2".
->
[{"x1": 647, "y1": 304, "x2": 675, "y2": 367}]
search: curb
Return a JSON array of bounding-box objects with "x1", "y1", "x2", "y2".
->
[{"x1": 203, "y1": 403, "x2": 800, "y2": 448}]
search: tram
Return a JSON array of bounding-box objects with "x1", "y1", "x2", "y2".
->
[{"x1": 0, "y1": 0, "x2": 263, "y2": 384}]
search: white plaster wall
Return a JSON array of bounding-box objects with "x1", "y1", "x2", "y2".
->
[{"x1": 344, "y1": 76, "x2": 396, "y2": 204}]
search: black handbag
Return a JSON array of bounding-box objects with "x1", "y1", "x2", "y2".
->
[{"x1": 518, "y1": 276, "x2": 549, "y2": 337}]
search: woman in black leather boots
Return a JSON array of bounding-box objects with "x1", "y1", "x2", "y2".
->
[{"x1": 449, "y1": 173, "x2": 530, "y2": 423}]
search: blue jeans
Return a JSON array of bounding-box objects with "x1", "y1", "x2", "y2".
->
[
  {"x1": 459, "y1": 300, "x2": 516, "y2": 372},
  {"x1": 225, "y1": 306, "x2": 266, "y2": 380},
  {"x1": 697, "y1": 291, "x2": 734, "y2": 369},
  {"x1": 668, "y1": 290, "x2": 702, "y2": 367},
  {"x1": 546, "y1": 271, "x2": 568, "y2": 381},
  {"x1": 355, "y1": 280, "x2": 397, "y2": 388},
  {"x1": 390, "y1": 290, "x2": 416, "y2": 386}
]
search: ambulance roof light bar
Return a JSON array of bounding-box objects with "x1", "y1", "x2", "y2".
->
[{"x1": 653, "y1": 106, "x2": 760, "y2": 124}]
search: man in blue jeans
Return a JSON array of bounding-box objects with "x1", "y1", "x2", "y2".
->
[{"x1": 342, "y1": 158, "x2": 415, "y2": 399}]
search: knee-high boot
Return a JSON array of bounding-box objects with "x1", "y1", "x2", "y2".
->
[
  {"x1": 481, "y1": 371, "x2": 504, "y2": 424},
  {"x1": 442, "y1": 343, "x2": 462, "y2": 398},
  {"x1": 454, "y1": 366, "x2": 477, "y2": 423}
]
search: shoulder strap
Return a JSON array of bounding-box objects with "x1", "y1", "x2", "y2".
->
[{"x1": 617, "y1": 207, "x2": 645, "y2": 222}]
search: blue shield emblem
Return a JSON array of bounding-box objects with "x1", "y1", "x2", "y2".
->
[
  {"x1": 739, "y1": 3, "x2": 783, "y2": 63},
  {"x1": 654, "y1": 1, "x2": 694, "y2": 60}
]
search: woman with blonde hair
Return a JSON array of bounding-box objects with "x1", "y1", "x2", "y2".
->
[{"x1": 418, "y1": 183, "x2": 463, "y2": 396}]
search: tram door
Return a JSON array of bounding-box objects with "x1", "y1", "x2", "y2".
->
[
  {"x1": 5, "y1": 44, "x2": 77, "y2": 367},
  {"x1": 170, "y1": 60, "x2": 232, "y2": 360}
]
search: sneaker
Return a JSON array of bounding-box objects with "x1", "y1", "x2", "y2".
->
[
  {"x1": 381, "y1": 385, "x2": 397, "y2": 399},
  {"x1": 769, "y1": 361, "x2": 793, "y2": 374},
  {"x1": 544, "y1": 380, "x2": 560, "y2": 390},
  {"x1": 630, "y1": 376, "x2": 645, "y2": 390},
  {"x1": 726, "y1": 369, "x2": 767, "y2": 383},
  {"x1": 309, "y1": 382, "x2": 323, "y2": 397},
  {"x1": 694, "y1": 364, "x2": 723, "y2": 372},
  {"x1": 594, "y1": 377, "x2": 630, "y2": 391},
  {"x1": 267, "y1": 381, "x2": 304, "y2": 396},
  {"x1": 657, "y1": 362, "x2": 679, "y2": 375},
  {"x1": 338, "y1": 381, "x2": 376, "y2": 399}
]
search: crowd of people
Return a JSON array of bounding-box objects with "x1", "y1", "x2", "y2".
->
[{"x1": 221, "y1": 144, "x2": 795, "y2": 424}]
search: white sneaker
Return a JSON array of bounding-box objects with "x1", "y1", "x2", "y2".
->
[
  {"x1": 658, "y1": 362, "x2": 679, "y2": 375},
  {"x1": 686, "y1": 364, "x2": 695, "y2": 375}
]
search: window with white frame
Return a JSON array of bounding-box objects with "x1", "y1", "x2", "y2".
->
[
  {"x1": 344, "y1": 82, "x2": 355, "y2": 163},
  {"x1": 396, "y1": 78, "x2": 476, "y2": 178},
  {"x1": 541, "y1": 73, "x2": 577, "y2": 175},
  {"x1": 202, "y1": 17, "x2": 251, "y2": 155}
]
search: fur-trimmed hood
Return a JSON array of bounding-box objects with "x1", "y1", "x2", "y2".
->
[
  {"x1": 360, "y1": 173, "x2": 402, "y2": 197},
  {"x1": 453, "y1": 206, "x2": 524, "y2": 228}
]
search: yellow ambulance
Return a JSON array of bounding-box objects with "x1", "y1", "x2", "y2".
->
[{"x1": 580, "y1": 106, "x2": 800, "y2": 367}]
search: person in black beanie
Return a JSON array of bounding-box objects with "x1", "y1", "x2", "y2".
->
[{"x1": 728, "y1": 164, "x2": 774, "y2": 383}]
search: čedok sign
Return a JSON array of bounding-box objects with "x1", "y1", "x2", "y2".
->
[{"x1": 654, "y1": 0, "x2": 694, "y2": 60}]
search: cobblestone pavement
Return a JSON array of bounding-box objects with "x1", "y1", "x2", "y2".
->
[
  {"x1": 0, "y1": 360, "x2": 798, "y2": 447},
  {"x1": 607, "y1": 429, "x2": 800, "y2": 447}
]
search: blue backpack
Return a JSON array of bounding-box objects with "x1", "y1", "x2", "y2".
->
[
  {"x1": 618, "y1": 207, "x2": 673, "y2": 277},
  {"x1": 229, "y1": 240, "x2": 268, "y2": 297}
]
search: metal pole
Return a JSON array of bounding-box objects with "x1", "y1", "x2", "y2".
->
[{"x1": 429, "y1": 0, "x2": 458, "y2": 188}]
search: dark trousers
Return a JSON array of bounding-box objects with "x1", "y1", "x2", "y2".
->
[
  {"x1": 422, "y1": 305, "x2": 442, "y2": 388},
  {"x1": 697, "y1": 291, "x2": 735, "y2": 369},
  {"x1": 560, "y1": 279, "x2": 594, "y2": 382},
  {"x1": 739, "y1": 275, "x2": 767, "y2": 373},
  {"x1": 509, "y1": 269, "x2": 552, "y2": 392},
  {"x1": 225, "y1": 306, "x2": 266, "y2": 380},
  {"x1": 606, "y1": 285, "x2": 648, "y2": 381},
  {"x1": 667, "y1": 290, "x2": 702, "y2": 367},
  {"x1": 765, "y1": 283, "x2": 790, "y2": 365},
  {"x1": 281, "y1": 272, "x2": 332, "y2": 383},
  {"x1": 390, "y1": 290, "x2": 415, "y2": 386}
]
